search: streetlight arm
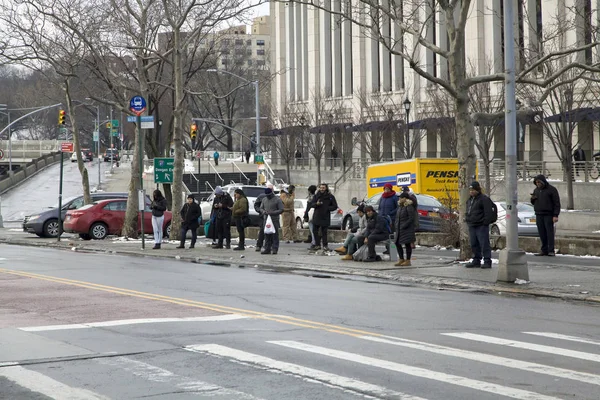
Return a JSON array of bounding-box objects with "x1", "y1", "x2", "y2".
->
[
  {"x1": 207, "y1": 68, "x2": 250, "y2": 83},
  {"x1": 0, "y1": 103, "x2": 62, "y2": 137},
  {"x1": 186, "y1": 81, "x2": 253, "y2": 99},
  {"x1": 192, "y1": 118, "x2": 254, "y2": 141}
]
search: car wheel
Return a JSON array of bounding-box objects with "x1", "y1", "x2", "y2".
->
[
  {"x1": 44, "y1": 219, "x2": 60, "y2": 238},
  {"x1": 164, "y1": 222, "x2": 171, "y2": 238},
  {"x1": 79, "y1": 233, "x2": 91, "y2": 240},
  {"x1": 296, "y1": 218, "x2": 303, "y2": 230},
  {"x1": 342, "y1": 216, "x2": 353, "y2": 231},
  {"x1": 490, "y1": 224, "x2": 501, "y2": 236},
  {"x1": 90, "y1": 222, "x2": 108, "y2": 240}
]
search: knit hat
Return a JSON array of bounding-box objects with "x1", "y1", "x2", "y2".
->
[
  {"x1": 215, "y1": 186, "x2": 223, "y2": 195},
  {"x1": 234, "y1": 188, "x2": 244, "y2": 196},
  {"x1": 402, "y1": 186, "x2": 410, "y2": 192},
  {"x1": 469, "y1": 181, "x2": 482, "y2": 192},
  {"x1": 399, "y1": 192, "x2": 410, "y2": 199},
  {"x1": 384, "y1": 183, "x2": 393, "y2": 190},
  {"x1": 265, "y1": 188, "x2": 273, "y2": 195},
  {"x1": 187, "y1": 194, "x2": 195, "y2": 200}
]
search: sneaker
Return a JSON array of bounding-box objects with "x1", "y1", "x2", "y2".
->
[
  {"x1": 341, "y1": 254, "x2": 353, "y2": 260},
  {"x1": 233, "y1": 246, "x2": 245, "y2": 251},
  {"x1": 534, "y1": 252, "x2": 548, "y2": 256},
  {"x1": 322, "y1": 246, "x2": 331, "y2": 252},
  {"x1": 225, "y1": 244, "x2": 231, "y2": 249},
  {"x1": 175, "y1": 245, "x2": 185, "y2": 249},
  {"x1": 394, "y1": 259, "x2": 405, "y2": 266},
  {"x1": 481, "y1": 263, "x2": 492, "y2": 269},
  {"x1": 308, "y1": 245, "x2": 321, "y2": 251},
  {"x1": 189, "y1": 245, "x2": 195, "y2": 249},
  {"x1": 261, "y1": 249, "x2": 272, "y2": 255},
  {"x1": 255, "y1": 247, "x2": 262, "y2": 252},
  {"x1": 464, "y1": 261, "x2": 481, "y2": 268},
  {"x1": 212, "y1": 244, "x2": 223, "y2": 249},
  {"x1": 152, "y1": 244, "x2": 161, "y2": 250},
  {"x1": 272, "y1": 250, "x2": 278, "y2": 255}
]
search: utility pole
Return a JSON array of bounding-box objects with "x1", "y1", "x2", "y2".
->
[
  {"x1": 110, "y1": 107, "x2": 114, "y2": 173},
  {"x1": 497, "y1": 0, "x2": 528, "y2": 282}
]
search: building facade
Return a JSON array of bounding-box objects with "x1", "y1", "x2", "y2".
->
[{"x1": 270, "y1": 0, "x2": 600, "y2": 164}]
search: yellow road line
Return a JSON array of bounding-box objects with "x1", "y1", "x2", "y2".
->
[{"x1": 0, "y1": 268, "x2": 372, "y2": 338}]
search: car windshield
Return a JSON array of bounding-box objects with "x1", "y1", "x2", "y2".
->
[
  {"x1": 365, "y1": 193, "x2": 382, "y2": 206},
  {"x1": 517, "y1": 203, "x2": 534, "y2": 212},
  {"x1": 416, "y1": 195, "x2": 443, "y2": 208},
  {"x1": 240, "y1": 187, "x2": 267, "y2": 197}
]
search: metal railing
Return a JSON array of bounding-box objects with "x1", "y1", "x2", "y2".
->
[
  {"x1": 207, "y1": 161, "x2": 225, "y2": 186},
  {"x1": 232, "y1": 161, "x2": 251, "y2": 184}
]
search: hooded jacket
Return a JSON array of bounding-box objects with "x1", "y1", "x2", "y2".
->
[
  {"x1": 395, "y1": 199, "x2": 416, "y2": 244},
  {"x1": 531, "y1": 175, "x2": 561, "y2": 217},
  {"x1": 232, "y1": 195, "x2": 249, "y2": 218},
  {"x1": 180, "y1": 201, "x2": 201, "y2": 229},
  {"x1": 310, "y1": 189, "x2": 338, "y2": 226},
  {"x1": 466, "y1": 192, "x2": 495, "y2": 227}
]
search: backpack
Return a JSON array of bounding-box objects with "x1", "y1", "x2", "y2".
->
[{"x1": 489, "y1": 198, "x2": 498, "y2": 223}]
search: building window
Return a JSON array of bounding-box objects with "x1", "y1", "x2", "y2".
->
[
  {"x1": 247, "y1": 39, "x2": 252, "y2": 45},
  {"x1": 257, "y1": 60, "x2": 265, "y2": 66},
  {"x1": 235, "y1": 48, "x2": 245, "y2": 55},
  {"x1": 256, "y1": 39, "x2": 265, "y2": 46},
  {"x1": 221, "y1": 49, "x2": 230, "y2": 55},
  {"x1": 235, "y1": 39, "x2": 243, "y2": 46},
  {"x1": 247, "y1": 49, "x2": 253, "y2": 56},
  {"x1": 257, "y1": 49, "x2": 265, "y2": 56}
]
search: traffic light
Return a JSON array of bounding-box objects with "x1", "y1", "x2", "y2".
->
[
  {"x1": 190, "y1": 123, "x2": 197, "y2": 140},
  {"x1": 58, "y1": 109, "x2": 66, "y2": 125}
]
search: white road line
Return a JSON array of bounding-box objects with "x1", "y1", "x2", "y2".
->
[
  {"x1": 360, "y1": 335, "x2": 600, "y2": 386},
  {"x1": 443, "y1": 332, "x2": 600, "y2": 363},
  {"x1": 524, "y1": 332, "x2": 600, "y2": 347},
  {"x1": 0, "y1": 365, "x2": 109, "y2": 400},
  {"x1": 269, "y1": 340, "x2": 564, "y2": 400},
  {"x1": 19, "y1": 314, "x2": 247, "y2": 332},
  {"x1": 186, "y1": 344, "x2": 426, "y2": 400},
  {"x1": 98, "y1": 356, "x2": 262, "y2": 400}
]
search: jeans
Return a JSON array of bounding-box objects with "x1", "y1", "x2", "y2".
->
[
  {"x1": 235, "y1": 217, "x2": 245, "y2": 247},
  {"x1": 468, "y1": 225, "x2": 491, "y2": 264},
  {"x1": 151, "y1": 215, "x2": 164, "y2": 244},
  {"x1": 536, "y1": 214, "x2": 555, "y2": 254},
  {"x1": 308, "y1": 222, "x2": 315, "y2": 245},
  {"x1": 313, "y1": 224, "x2": 329, "y2": 248},
  {"x1": 343, "y1": 233, "x2": 359, "y2": 255},
  {"x1": 180, "y1": 226, "x2": 197, "y2": 247},
  {"x1": 216, "y1": 218, "x2": 231, "y2": 246}
]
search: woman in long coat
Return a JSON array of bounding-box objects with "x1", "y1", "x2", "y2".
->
[{"x1": 394, "y1": 192, "x2": 416, "y2": 266}]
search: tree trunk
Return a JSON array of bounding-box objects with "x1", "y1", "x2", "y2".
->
[
  {"x1": 122, "y1": 123, "x2": 141, "y2": 238},
  {"x1": 170, "y1": 28, "x2": 185, "y2": 241},
  {"x1": 564, "y1": 150, "x2": 574, "y2": 210},
  {"x1": 286, "y1": 161, "x2": 291, "y2": 183},
  {"x1": 316, "y1": 159, "x2": 322, "y2": 184},
  {"x1": 484, "y1": 162, "x2": 491, "y2": 196}
]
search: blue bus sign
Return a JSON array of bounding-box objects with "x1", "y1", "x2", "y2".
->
[{"x1": 129, "y1": 96, "x2": 147, "y2": 116}]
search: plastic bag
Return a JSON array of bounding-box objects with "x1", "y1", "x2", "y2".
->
[{"x1": 264, "y1": 215, "x2": 276, "y2": 234}]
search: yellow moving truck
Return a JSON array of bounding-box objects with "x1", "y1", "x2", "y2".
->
[{"x1": 366, "y1": 159, "x2": 462, "y2": 206}]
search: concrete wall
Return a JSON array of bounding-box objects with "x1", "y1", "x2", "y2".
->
[{"x1": 0, "y1": 153, "x2": 62, "y2": 194}]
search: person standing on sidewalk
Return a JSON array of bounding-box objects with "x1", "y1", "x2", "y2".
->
[
  {"x1": 464, "y1": 181, "x2": 495, "y2": 268},
  {"x1": 259, "y1": 187, "x2": 284, "y2": 255},
  {"x1": 232, "y1": 188, "x2": 249, "y2": 251},
  {"x1": 393, "y1": 192, "x2": 416, "y2": 266},
  {"x1": 378, "y1": 183, "x2": 398, "y2": 254},
  {"x1": 531, "y1": 175, "x2": 561, "y2": 256},
  {"x1": 150, "y1": 189, "x2": 167, "y2": 250},
  {"x1": 245, "y1": 150, "x2": 251, "y2": 164},
  {"x1": 213, "y1": 150, "x2": 220, "y2": 166},
  {"x1": 212, "y1": 186, "x2": 234, "y2": 249},
  {"x1": 308, "y1": 183, "x2": 338, "y2": 251},
  {"x1": 254, "y1": 183, "x2": 274, "y2": 251},
  {"x1": 303, "y1": 185, "x2": 317, "y2": 244},
  {"x1": 280, "y1": 186, "x2": 297, "y2": 243},
  {"x1": 177, "y1": 195, "x2": 201, "y2": 249},
  {"x1": 402, "y1": 186, "x2": 419, "y2": 248},
  {"x1": 573, "y1": 145, "x2": 586, "y2": 177}
]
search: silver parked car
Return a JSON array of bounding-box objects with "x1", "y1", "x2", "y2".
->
[{"x1": 490, "y1": 202, "x2": 538, "y2": 236}]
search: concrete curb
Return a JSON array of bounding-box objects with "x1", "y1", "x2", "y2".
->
[{"x1": 1, "y1": 237, "x2": 598, "y2": 304}]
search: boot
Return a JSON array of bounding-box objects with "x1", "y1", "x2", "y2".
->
[
  {"x1": 341, "y1": 254, "x2": 353, "y2": 260},
  {"x1": 401, "y1": 260, "x2": 412, "y2": 266},
  {"x1": 464, "y1": 260, "x2": 480, "y2": 268},
  {"x1": 334, "y1": 246, "x2": 347, "y2": 254},
  {"x1": 261, "y1": 249, "x2": 272, "y2": 255},
  {"x1": 233, "y1": 245, "x2": 245, "y2": 251},
  {"x1": 394, "y1": 259, "x2": 405, "y2": 266},
  {"x1": 152, "y1": 244, "x2": 161, "y2": 250},
  {"x1": 176, "y1": 244, "x2": 185, "y2": 249}
]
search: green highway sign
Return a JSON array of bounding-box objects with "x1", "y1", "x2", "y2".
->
[
  {"x1": 154, "y1": 157, "x2": 174, "y2": 183},
  {"x1": 254, "y1": 155, "x2": 264, "y2": 165},
  {"x1": 111, "y1": 130, "x2": 119, "y2": 137},
  {"x1": 112, "y1": 119, "x2": 119, "y2": 128}
]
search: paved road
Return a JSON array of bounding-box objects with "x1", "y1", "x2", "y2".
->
[
  {"x1": 1, "y1": 159, "x2": 105, "y2": 223},
  {"x1": 1, "y1": 245, "x2": 599, "y2": 399}
]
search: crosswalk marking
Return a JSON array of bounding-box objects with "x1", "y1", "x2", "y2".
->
[
  {"x1": 443, "y1": 332, "x2": 600, "y2": 363},
  {"x1": 186, "y1": 344, "x2": 427, "y2": 400},
  {"x1": 269, "y1": 340, "x2": 565, "y2": 400},
  {"x1": 0, "y1": 366, "x2": 109, "y2": 400},
  {"x1": 523, "y1": 332, "x2": 600, "y2": 347},
  {"x1": 98, "y1": 356, "x2": 262, "y2": 400},
  {"x1": 19, "y1": 314, "x2": 247, "y2": 332},
  {"x1": 360, "y1": 335, "x2": 600, "y2": 386}
]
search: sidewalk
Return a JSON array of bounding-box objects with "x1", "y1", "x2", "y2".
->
[{"x1": 0, "y1": 228, "x2": 599, "y2": 304}]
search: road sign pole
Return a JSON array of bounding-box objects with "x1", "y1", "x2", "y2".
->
[
  {"x1": 110, "y1": 107, "x2": 114, "y2": 173},
  {"x1": 57, "y1": 151, "x2": 65, "y2": 242},
  {"x1": 138, "y1": 114, "x2": 145, "y2": 250}
]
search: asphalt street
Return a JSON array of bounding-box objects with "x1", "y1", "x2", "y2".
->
[
  {"x1": 1, "y1": 245, "x2": 599, "y2": 399},
  {"x1": 0, "y1": 158, "x2": 105, "y2": 223}
]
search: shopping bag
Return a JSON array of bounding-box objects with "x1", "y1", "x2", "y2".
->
[
  {"x1": 264, "y1": 215, "x2": 276, "y2": 234},
  {"x1": 352, "y1": 244, "x2": 370, "y2": 261}
]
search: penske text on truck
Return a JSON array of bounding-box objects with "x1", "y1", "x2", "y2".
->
[{"x1": 366, "y1": 158, "x2": 463, "y2": 206}]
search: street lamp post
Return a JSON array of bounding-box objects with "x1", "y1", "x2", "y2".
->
[
  {"x1": 207, "y1": 69, "x2": 261, "y2": 184},
  {"x1": 403, "y1": 97, "x2": 412, "y2": 159},
  {"x1": 0, "y1": 105, "x2": 11, "y2": 174},
  {"x1": 299, "y1": 115, "x2": 306, "y2": 170}
]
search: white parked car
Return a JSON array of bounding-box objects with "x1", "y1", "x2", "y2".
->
[
  {"x1": 70, "y1": 152, "x2": 84, "y2": 162},
  {"x1": 491, "y1": 202, "x2": 538, "y2": 236}
]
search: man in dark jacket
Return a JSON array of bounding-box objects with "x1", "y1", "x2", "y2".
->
[
  {"x1": 307, "y1": 183, "x2": 338, "y2": 251},
  {"x1": 212, "y1": 186, "x2": 234, "y2": 249},
  {"x1": 177, "y1": 194, "x2": 202, "y2": 249},
  {"x1": 254, "y1": 183, "x2": 274, "y2": 251},
  {"x1": 531, "y1": 175, "x2": 561, "y2": 256},
  {"x1": 303, "y1": 185, "x2": 317, "y2": 244},
  {"x1": 464, "y1": 181, "x2": 495, "y2": 268},
  {"x1": 259, "y1": 187, "x2": 284, "y2": 254},
  {"x1": 573, "y1": 145, "x2": 586, "y2": 176},
  {"x1": 356, "y1": 205, "x2": 389, "y2": 262}
]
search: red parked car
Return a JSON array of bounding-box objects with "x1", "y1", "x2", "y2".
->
[{"x1": 64, "y1": 199, "x2": 172, "y2": 240}]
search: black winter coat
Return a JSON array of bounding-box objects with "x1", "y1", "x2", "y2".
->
[
  {"x1": 180, "y1": 202, "x2": 201, "y2": 230},
  {"x1": 364, "y1": 211, "x2": 389, "y2": 236},
  {"x1": 151, "y1": 198, "x2": 167, "y2": 217},
  {"x1": 466, "y1": 193, "x2": 495, "y2": 227},
  {"x1": 309, "y1": 190, "x2": 338, "y2": 226},
  {"x1": 531, "y1": 175, "x2": 561, "y2": 217},
  {"x1": 395, "y1": 201, "x2": 416, "y2": 244},
  {"x1": 212, "y1": 193, "x2": 234, "y2": 220}
]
